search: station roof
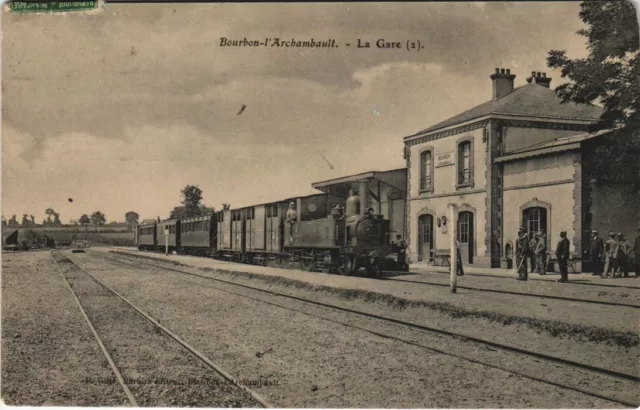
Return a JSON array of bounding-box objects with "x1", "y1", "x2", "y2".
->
[
  {"x1": 494, "y1": 129, "x2": 613, "y2": 163},
  {"x1": 312, "y1": 168, "x2": 407, "y2": 198},
  {"x1": 406, "y1": 83, "x2": 603, "y2": 139}
]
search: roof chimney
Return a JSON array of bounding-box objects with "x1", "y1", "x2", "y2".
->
[
  {"x1": 490, "y1": 68, "x2": 516, "y2": 99},
  {"x1": 526, "y1": 71, "x2": 552, "y2": 88}
]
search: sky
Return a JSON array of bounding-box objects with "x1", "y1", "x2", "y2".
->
[{"x1": 1, "y1": 2, "x2": 591, "y2": 223}]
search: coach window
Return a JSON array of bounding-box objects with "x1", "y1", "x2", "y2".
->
[
  {"x1": 456, "y1": 137, "x2": 474, "y2": 189},
  {"x1": 419, "y1": 148, "x2": 434, "y2": 193}
]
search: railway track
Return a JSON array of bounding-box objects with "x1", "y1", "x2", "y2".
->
[
  {"x1": 382, "y1": 276, "x2": 640, "y2": 309},
  {"x1": 84, "y1": 250, "x2": 639, "y2": 408},
  {"x1": 51, "y1": 251, "x2": 270, "y2": 408}
]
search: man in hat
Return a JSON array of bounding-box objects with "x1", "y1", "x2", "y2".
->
[
  {"x1": 603, "y1": 232, "x2": 618, "y2": 278},
  {"x1": 634, "y1": 228, "x2": 640, "y2": 278},
  {"x1": 616, "y1": 234, "x2": 632, "y2": 278},
  {"x1": 535, "y1": 231, "x2": 547, "y2": 275},
  {"x1": 528, "y1": 231, "x2": 538, "y2": 273},
  {"x1": 455, "y1": 238, "x2": 464, "y2": 276},
  {"x1": 586, "y1": 230, "x2": 604, "y2": 276},
  {"x1": 393, "y1": 234, "x2": 408, "y2": 269},
  {"x1": 556, "y1": 231, "x2": 570, "y2": 283},
  {"x1": 285, "y1": 201, "x2": 297, "y2": 244},
  {"x1": 515, "y1": 227, "x2": 530, "y2": 281}
]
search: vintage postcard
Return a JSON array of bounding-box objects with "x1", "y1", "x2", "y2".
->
[{"x1": 2, "y1": 0, "x2": 639, "y2": 408}]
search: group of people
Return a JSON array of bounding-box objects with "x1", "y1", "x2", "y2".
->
[
  {"x1": 515, "y1": 228, "x2": 572, "y2": 282},
  {"x1": 585, "y1": 229, "x2": 640, "y2": 279},
  {"x1": 515, "y1": 227, "x2": 640, "y2": 283}
]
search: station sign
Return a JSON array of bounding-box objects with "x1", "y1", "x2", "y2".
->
[{"x1": 435, "y1": 152, "x2": 455, "y2": 168}]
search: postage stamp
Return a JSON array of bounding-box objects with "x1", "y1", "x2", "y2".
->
[{"x1": 8, "y1": 0, "x2": 98, "y2": 13}]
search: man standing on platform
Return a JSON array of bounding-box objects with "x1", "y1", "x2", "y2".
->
[
  {"x1": 586, "y1": 230, "x2": 604, "y2": 276},
  {"x1": 515, "y1": 227, "x2": 530, "y2": 281},
  {"x1": 603, "y1": 232, "x2": 618, "y2": 278},
  {"x1": 535, "y1": 231, "x2": 547, "y2": 275},
  {"x1": 393, "y1": 234, "x2": 408, "y2": 270},
  {"x1": 616, "y1": 234, "x2": 631, "y2": 278},
  {"x1": 556, "y1": 231, "x2": 570, "y2": 283},
  {"x1": 528, "y1": 231, "x2": 538, "y2": 274},
  {"x1": 456, "y1": 239, "x2": 464, "y2": 276}
]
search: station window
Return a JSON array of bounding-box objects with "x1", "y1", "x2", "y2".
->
[
  {"x1": 420, "y1": 149, "x2": 433, "y2": 192},
  {"x1": 457, "y1": 139, "x2": 474, "y2": 188}
]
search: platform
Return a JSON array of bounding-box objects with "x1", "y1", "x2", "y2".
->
[{"x1": 92, "y1": 247, "x2": 640, "y2": 333}]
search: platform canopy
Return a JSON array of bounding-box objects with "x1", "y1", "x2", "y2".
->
[{"x1": 311, "y1": 168, "x2": 407, "y2": 199}]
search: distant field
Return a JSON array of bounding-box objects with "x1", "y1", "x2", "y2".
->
[
  {"x1": 2, "y1": 226, "x2": 129, "y2": 234},
  {"x1": 2, "y1": 228, "x2": 135, "y2": 247}
]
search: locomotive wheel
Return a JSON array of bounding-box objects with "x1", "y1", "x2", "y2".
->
[{"x1": 338, "y1": 255, "x2": 353, "y2": 276}]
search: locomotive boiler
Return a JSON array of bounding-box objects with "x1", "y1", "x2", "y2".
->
[{"x1": 285, "y1": 190, "x2": 391, "y2": 277}]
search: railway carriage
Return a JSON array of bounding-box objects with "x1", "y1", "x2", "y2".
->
[
  {"x1": 216, "y1": 208, "x2": 232, "y2": 256},
  {"x1": 179, "y1": 215, "x2": 216, "y2": 256},
  {"x1": 136, "y1": 175, "x2": 400, "y2": 277},
  {"x1": 137, "y1": 222, "x2": 157, "y2": 250},
  {"x1": 156, "y1": 219, "x2": 180, "y2": 253}
]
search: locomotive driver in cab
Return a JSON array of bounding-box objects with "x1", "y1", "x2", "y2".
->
[{"x1": 285, "y1": 202, "x2": 297, "y2": 243}]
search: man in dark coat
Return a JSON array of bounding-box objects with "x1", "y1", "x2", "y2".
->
[
  {"x1": 515, "y1": 227, "x2": 530, "y2": 281},
  {"x1": 586, "y1": 230, "x2": 604, "y2": 276},
  {"x1": 556, "y1": 231, "x2": 570, "y2": 283},
  {"x1": 634, "y1": 228, "x2": 640, "y2": 278},
  {"x1": 455, "y1": 239, "x2": 464, "y2": 276},
  {"x1": 393, "y1": 234, "x2": 408, "y2": 269}
]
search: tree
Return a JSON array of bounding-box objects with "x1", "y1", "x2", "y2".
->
[
  {"x1": 52, "y1": 212, "x2": 61, "y2": 226},
  {"x1": 79, "y1": 214, "x2": 91, "y2": 231},
  {"x1": 1, "y1": 216, "x2": 6, "y2": 227},
  {"x1": 30, "y1": 215, "x2": 35, "y2": 226},
  {"x1": 125, "y1": 211, "x2": 140, "y2": 231},
  {"x1": 169, "y1": 206, "x2": 188, "y2": 220},
  {"x1": 8, "y1": 215, "x2": 19, "y2": 227},
  {"x1": 90, "y1": 211, "x2": 106, "y2": 232},
  {"x1": 547, "y1": 0, "x2": 639, "y2": 131},
  {"x1": 200, "y1": 205, "x2": 215, "y2": 216},
  {"x1": 181, "y1": 185, "x2": 204, "y2": 217},
  {"x1": 547, "y1": 0, "x2": 640, "y2": 189},
  {"x1": 45, "y1": 208, "x2": 55, "y2": 226},
  {"x1": 20, "y1": 214, "x2": 31, "y2": 227}
]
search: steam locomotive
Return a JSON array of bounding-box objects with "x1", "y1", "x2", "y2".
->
[{"x1": 136, "y1": 190, "x2": 404, "y2": 277}]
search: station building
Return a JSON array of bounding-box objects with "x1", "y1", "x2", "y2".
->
[
  {"x1": 402, "y1": 69, "x2": 639, "y2": 271},
  {"x1": 310, "y1": 68, "x2": 638, "y2": 272}
]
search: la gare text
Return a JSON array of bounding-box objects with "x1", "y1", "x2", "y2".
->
[{"x1": 219, "y1": 37, "x2": 424, "y2": 51}]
